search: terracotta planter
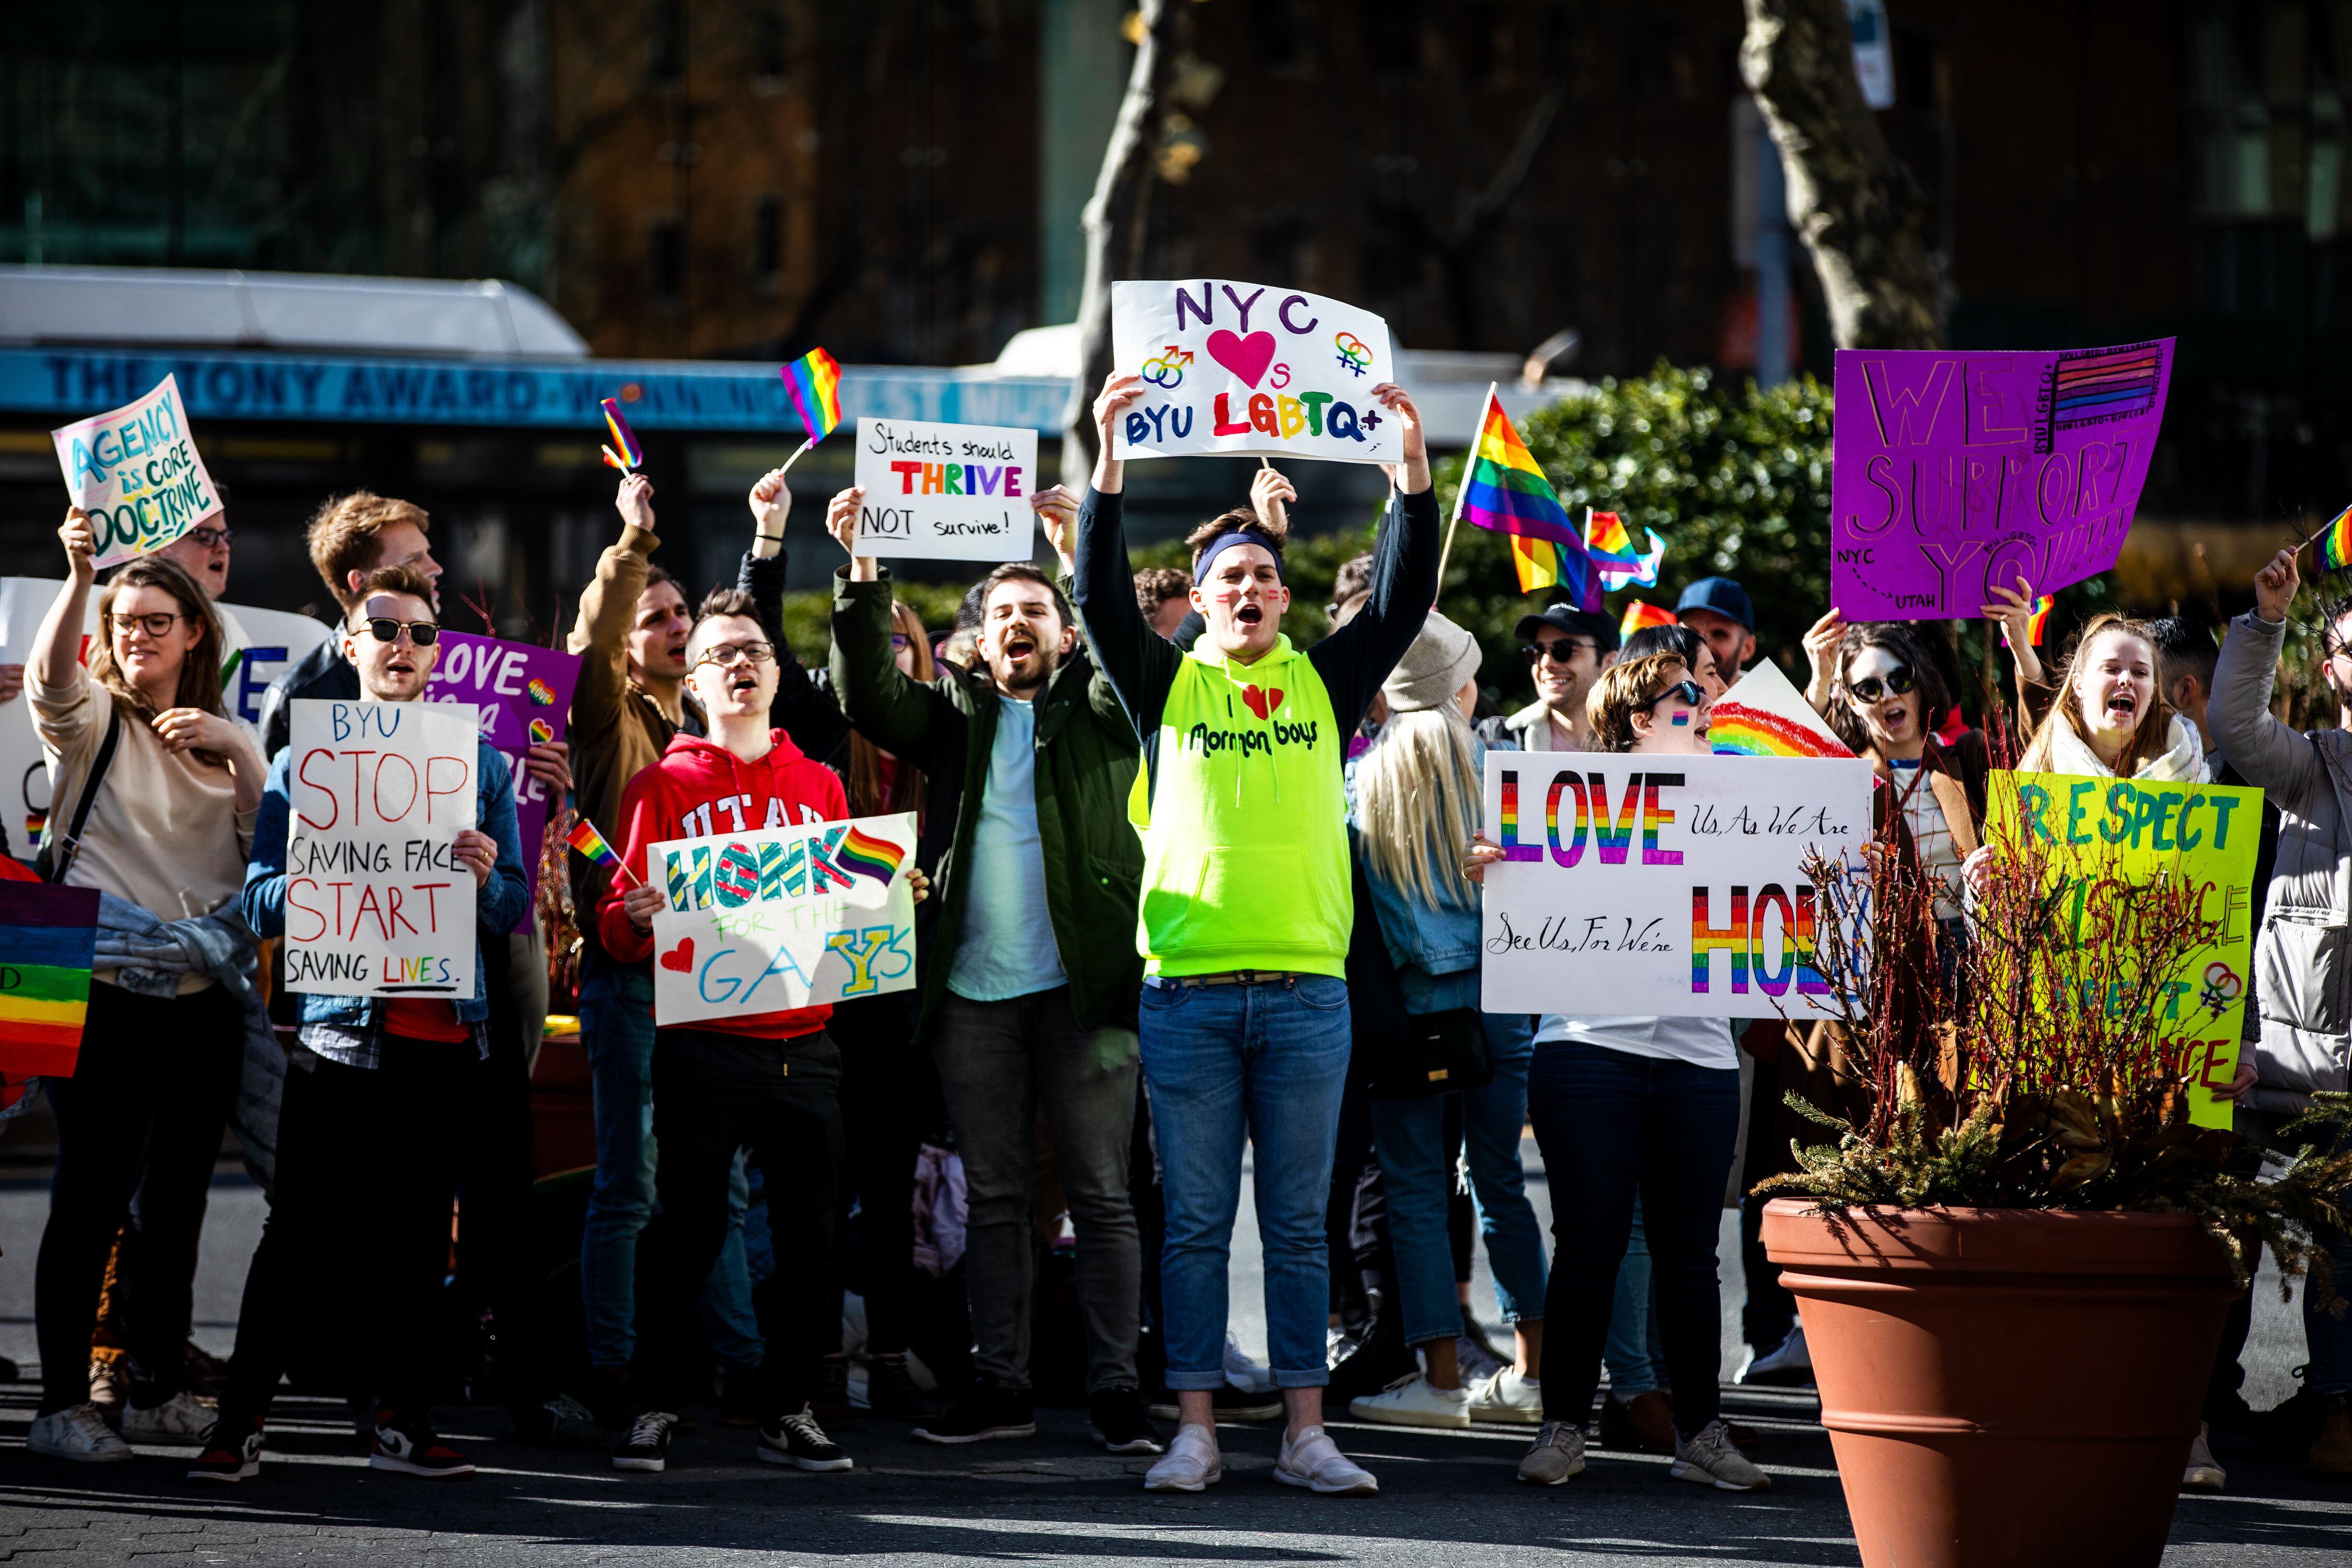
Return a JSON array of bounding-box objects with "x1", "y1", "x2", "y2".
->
[{"x1": 1762, "y1": 1199, "x2": 2235, "y2": 1568}]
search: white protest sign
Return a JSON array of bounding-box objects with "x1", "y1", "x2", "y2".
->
[
  {"x1": 852, "y1": 418, "x2": 1041, "y2": 561},
  {"x1": 282, "y1": 698, "x2": 479, "y2": 997},
  {"x1": 649, "y1": 811, "x2": 918, "y2": 1027},
  {"x1": 1479, "y1": 751, "x2": 1875, "y2": 1019},
  {"x1": 51, "y1": 376, "x2": 223, "y2": 569},
  {"x1": 1110, "y1": 279, "x2": 1401, "y2": 464}
]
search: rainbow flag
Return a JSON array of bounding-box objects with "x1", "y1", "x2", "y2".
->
[
  {"x1": 779, "y1": 348, "x2": 845, "y2": 444},
  {"x1": 566, "y1": 817, "x2": 622, "y2": 870},
  {"x1": 1999, "y1": 594, "x2": 2056, "y2": 651},
  {"x1": 837, "y1": 824, "x2": 907, "y2": 885},
  {"x1": 1620, "y1": 600, "x2": 1677, "y2": 640},
  {"x1": 2314, "y1": 503, "x2": 2352, "y2": 575},
  {"x1": 1456, "y1": 390, "x2": 1598, "y2": 608},
  {"x1": 599, "y1": 398, "x2": 644, "y2": 472},
  {"x1": 1586, "y1": 510, "x2": 1639, "y2": 570},
  {"x1": 0, "y1": 884, "x2": 99, "y2": 1078}
]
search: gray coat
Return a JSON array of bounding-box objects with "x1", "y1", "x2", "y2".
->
[{"x1": 2211, "y1": 609, "x2": 2352, "y2": 1111}]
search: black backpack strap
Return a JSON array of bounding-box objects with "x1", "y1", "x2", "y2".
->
[{"x1": 41, "y1": 708, "x2": 123, "y2": 885}]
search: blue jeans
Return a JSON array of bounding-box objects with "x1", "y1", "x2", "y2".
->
[
  {"x1": 1139, "y1": 973, "x2": 1351, "y2": 1390},
  {"x1": 1602, "y1": 1210, "x2": 1663, "y2": 1396},
  {"x1": 578, "y1": 951, "x2": 764, "y2": 1370},
  {"x1": 1367, "y1": 1012, "x2": 1547, "y2": 1346},
  {"x1": 1527, "y1": 1040, "x2": 1739, "y2": 1434}
]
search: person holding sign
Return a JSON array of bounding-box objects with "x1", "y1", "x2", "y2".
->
[
  {"x1": 2210, "y1": 548, "x2": 2352, "y2": 1478},
  {"x1": 23, "y1": 515, "x2": 266, "y2": 1465},
  {"x1": 594, "y1": 587, "x2": 922, "y2": 1477},
  {"x1": 191, "y1": 563, "x2": 526, "y2": 1485},
  {"x1": 1467, "y1": 653, "x2": 1769, "y2": 1494},
  {"x1": 1071, "y1": 371, "x2": 1438, "y2": 1498},
  {"x1": 826, "y1": 480, "x2": 1159, "y2": 1455}
]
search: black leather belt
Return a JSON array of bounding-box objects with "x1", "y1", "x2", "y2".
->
[{"x1": 1146, "y1": 970, "x2": 1306, "y2": 989}]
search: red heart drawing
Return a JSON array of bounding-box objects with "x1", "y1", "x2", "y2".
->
[
  {"x1": 1205, "y1": 328, "x2": 1277, "y2": 389},
  {"x1": 1241, "y1": 684, "x2": 1284, "y2": 721},
  {"x1": 660, "y1": 937, "x2": 695, "y2": 973}
]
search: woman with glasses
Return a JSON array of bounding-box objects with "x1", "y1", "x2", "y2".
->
[
  {"x1": 24, "y1": 512, "x2": 267, "y2": 1463},
  {"x1": 1466, "y1": 653, "x2": 1768, "y2": 1494}
]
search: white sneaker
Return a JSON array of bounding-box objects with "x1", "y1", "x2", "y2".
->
[
  {"x1": 1466, "y1": 1367, "x2": 1544, "y2": 1425},
  {"x1": 123, "y1": 1390, "x2": 219, "y2": 1444},
  {"x1": 1348, "y1": 1371, "x2": 1470, "y2": 1429},
  {"x1": 29, "y1": 1404, "x2": 132, "y2": 1463},
  {"x1": 1275, "y1": 1424, "x2": 1378, "y2": 1495},
  {"x1": 1223, "y1": 1331, "x2": 1275, "y2": 1394},
  {"x1": 1669, "y1": 1419, "x2": 1771, "y2": 1491},
  {"x1": 1737, "y1": 1324, "x2": 1813, "y2": 1386},
  {"x1": 2183, "y1": 1421, "x2": 2226, "y2": 1492},
  {"x1": 1143, "y1": 1423, "x2": 1221, "y2": 1492}
]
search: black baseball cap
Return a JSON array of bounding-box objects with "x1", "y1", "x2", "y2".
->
[
  {"x1": 1676, "y1": 576, "x2": 1754, "y2": 631},
  {"x1": 1513, "y1": 603, "x2": 1620, "y2": 654}
]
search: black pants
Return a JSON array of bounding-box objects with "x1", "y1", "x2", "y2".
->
[
  {"x1": 632, "y1": 1028, "x2": 843, "y2": 1420},
  {"x1": 221, "y1": 1036, "x2": 471, "y2": 1421},
  {"x1": 38, "y1": 981, "x2": 243, "y2": 1414},
  {"x1": 830, "y1": 993, "x2": 928, "y2": 1357},
  {"x1": 456, "y1": 933, "x2": 551, "y2": 1409}
]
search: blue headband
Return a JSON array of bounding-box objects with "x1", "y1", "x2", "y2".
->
[{"x1": 1192, "y1": 528, "x2": 1286, "y2": 585}]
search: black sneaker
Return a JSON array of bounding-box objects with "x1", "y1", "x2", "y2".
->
[
  {"x1": 1088, "y1": 1386, "x2": 1166, "y2": 1455},
  {"x1": 369, "y1": 1411, "x2": 475, "y2": 1478},
  {"x1": 864, "y1": 1354, "x2": 943, "y2": 1420},
  {"x1": 1145, "y1": 1382, "x2": 1285, "y2": 1424},
  {"x1": 811, "y1": 1354, "x2": 862, "y2": 1431},
  {"x1": 910, "y1": 1379, "x2": 1036, "y2": 1445},
  {"x1": 614, "y1": 1410, "x2": 679, "y2": 1473},
  {"x1": 757, "y1": 1405, "x2": 854, "y2": 1472},
  {"x1": 187, "y1": 1412, "x2": 263, "y2": 1484},
  {"x1": 514, "y1": 1393, "x2": 607, "y2": 1450}
]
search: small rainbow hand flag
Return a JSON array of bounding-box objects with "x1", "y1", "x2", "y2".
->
[
  {"x1": 1620, "y1": 599, "x2": 1677, "y2": 640},
  {"x1": 566, "y1": 817, "x2": 638, "y2": 886},
  {"x1": 2001, "y1": 594, "x2": 2055, "y2": 650},
  {"x1": 1456, "y1": 389, "x2": 1598, "y2": 608},
  {"x1": 779, "y1": 348, "x2": 845, "y2": 444},
  {"x1": 1586, "y1": 510, "x2": 1640, "y2": 570},
  {"x1": 837, "y1": 824, "x2": 907, "y2": 885},
  {"x1": 599, "y1": 398, "x2": 644, "y2": 472},
  {"x1": 2312, "y1": 503, "x2": 2352, "y2": 575}
]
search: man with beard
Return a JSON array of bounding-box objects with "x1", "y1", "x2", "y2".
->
[
  {"x1": 1478, "y1": 603, "x2": 1618, "y2": 754},
  {"x1": 822, "y1": 482, "x2": 1157, "y2": 1457}
]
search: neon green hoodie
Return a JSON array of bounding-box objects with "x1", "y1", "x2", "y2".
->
[{"x1": 1127, "y1": 636, "x2": 1350, "y2": 976}]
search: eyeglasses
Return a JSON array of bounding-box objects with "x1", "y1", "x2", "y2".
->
[
  {"x1": 108, "y1": 611, "x2": 187, "y2": 638},
  {"x1": 1651, "y1": 679, "x2": 1705, "y2": 710},
  {"x1": 889, "y1": 633, "x2": 913, "y2": 651},
  {"x1": 1522, "y1": 638, "x2": 1597, "y2": 666},
  {"x1": 186, "y1": 526, "x2": 235, "y2": 549},
  {"x1": 693, "y1": 641, "x2": 775, "y2": 670},
  {"x1": 1847, "y1": 666, "x2": 1916, "y2": 702},
  {"x1": 362, "y1": 617, "x2": 441, "y2": 647}
]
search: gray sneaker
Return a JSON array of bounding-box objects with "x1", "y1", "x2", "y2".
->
[
  {"x1": 1517, "y1": 1419, "x2": 1585, "y2": 1485},
  {"x1": 1669, "y1": 1419, "x2": 1770, "y2": 1491},
  {"x1": 2183, "y1": 1420, "x2": 2226, "y2": 1492},
  {"x1": 124, "y1": 1390, "x2": 218, "y2": 1444}
]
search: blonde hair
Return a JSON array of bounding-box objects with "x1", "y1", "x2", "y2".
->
[
  {"x1": 1587, "y1": 652, "x2": 1691, "y2": 754},
  {"x1": 1354, "y1": 704, "x2": 1481, "y2": 911},
  {"x1": 2021, "y1": 614, "x2": 2177, "y2": 776}
]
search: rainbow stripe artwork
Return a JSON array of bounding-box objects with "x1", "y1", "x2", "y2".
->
[
  {"x1": 527, "y1": 677, "x2": 557, "y2": 707},
  {"x1": 528, "y1": 717, "x2": 555, "y2": 744},
  {"x1": 1457, "y1": 390, "x2": 1599, "y2": 609},
  {"x1": 779, "y1": 348, "x2": 845, "y2": 444},
  {"x1": 0, "y1": 883, "x2": 99, "y2": 1078},
  {"x1": 598, "y1": 398, "x2": 644, "y2": 472},
  {"x1": 2051, "y1": 343, "x2": 2164, "y2": 427},
  {"x1": 2314, "y1": 503, "x2": 2352, "y2": 575},
  {"x1": 566, "y1": 817, "x2": 622, "y2": 870},
  {"x1": 837, "y1": 824, "x2": 907, "y2": 885},
  {"x1": 1620, "y1": 599, "x2": 1677, "y2": 640},
  {"x1": 1707, "y1": 660, "x2": 1855, "y2": 760}
]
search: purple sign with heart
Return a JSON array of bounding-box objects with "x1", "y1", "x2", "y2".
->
[
  {"x1": 1829, "y1": 340, "x2": 2175, "y2": 621},
  {"x1": 423, "y1": 631, "x2": 584, "y2": 933},
  {"x1": 1109, "y1": 279, "x2": 1401, "y2": 465}
]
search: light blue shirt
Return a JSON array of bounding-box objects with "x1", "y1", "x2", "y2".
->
[{"x1": 947, "y1": 697, "x2": 1068, "y2": 1001}]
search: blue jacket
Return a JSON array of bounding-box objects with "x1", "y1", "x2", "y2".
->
[{"x1": 243, "y1": 731, "x2": 528, "y2": 1031}]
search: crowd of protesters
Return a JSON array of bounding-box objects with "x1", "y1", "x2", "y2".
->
[{"x1": 3, "y1": 367, "x2": 2346, "y2": 1501}]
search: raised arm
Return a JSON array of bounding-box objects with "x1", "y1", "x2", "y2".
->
[
  {"x1": 2211, "y1": 547, "x2": 2328, "y2": 809},
  {"x1": 739, "y1": 467, "x2": 850, "y2": 768},
  {"x1": 567, "y1": 474, "x2": 661, "y2": 744},
  {"x1": 32, "y1": 509, "x2": 97, "y2": 699},
  {"x1": 823, "y1": 486, "x2": 946, "y2": 765},
  {"x1": 1309, "y1": 383, "x2": 1440, "y2": 730},
  {"x1": 1072, "y1": 375, "x2": 1182, "y2": 736}
]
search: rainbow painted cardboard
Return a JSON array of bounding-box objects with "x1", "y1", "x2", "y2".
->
[{"x1": 1478, "y1": 752, "x2": 1874, "y2": 1018}]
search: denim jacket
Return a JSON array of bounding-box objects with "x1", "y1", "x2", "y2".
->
[
  {"x1": 241, "y1": 733, "x2": 529, "y2": 1031},
  {"x1": 1346, "y1": 738, "x2": 1488, "y2": 1016}
]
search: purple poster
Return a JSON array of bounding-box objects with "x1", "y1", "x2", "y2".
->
[
  {"x1": 1829, "y1": 339, "x2": 2174, "y2": 621},
  {"x1": 424, "y1": 632, "x2": 583, "y2": 933}
]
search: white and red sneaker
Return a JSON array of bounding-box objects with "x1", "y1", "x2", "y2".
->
[{"x1": 370, "y1": 1410, "x2": 476, "y2": 1478}]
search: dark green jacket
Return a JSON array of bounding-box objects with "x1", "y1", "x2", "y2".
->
[{"x1": 830, "y1": 569, "x2": 1144, "y2": 1040}]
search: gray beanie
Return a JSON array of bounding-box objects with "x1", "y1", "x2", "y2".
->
[{"x1": 1382, "y1": 610, "x2": 1483, "y2": 713}]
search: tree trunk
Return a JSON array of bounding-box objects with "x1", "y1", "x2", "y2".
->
[
  {"x1": 1739, "y1": 0, "x2": 1941, "y2": 350},
  {"x1": 1061, "y1": 0, "x2": 1177, "y2": 483}
]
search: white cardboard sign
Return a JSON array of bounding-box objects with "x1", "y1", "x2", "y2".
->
[
  {"x1": 51, "y1": 375, "x2": 224, "y2": 568},
  {"x1": 282, "y1": 698, "x2": 480, "y2": 997},
  {"x1": 1110, "y1": 279, "x2": 1401, "y2": 464},
  {"x1": 649, "y1": 812, "x2": 919, "y2": 1026},
  {"x1": 1478, "y1": 752, "x2": 1875, "y2": 1019},
  {"x1": 852, "y1": 418, "x2": 1041, "y2": 561}
]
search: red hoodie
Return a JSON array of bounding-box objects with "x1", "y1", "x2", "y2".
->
[{"x1": 598, "y1": 727, "x2": 848, "y2": 1039}]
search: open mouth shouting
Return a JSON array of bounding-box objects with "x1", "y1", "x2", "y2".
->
[
  {"x1": 1234, "y1": 603, "x2": 1264, "y2": 627},
  {"x1": 1001, "y1": 630, "x2": 1037, "y2": 665},
  {"x1": 2101, "y1": 688, "x2": 2138, "y2": 727},
  {"x1": 727, "y1": 667, "x2": 760, "y2": 699}
]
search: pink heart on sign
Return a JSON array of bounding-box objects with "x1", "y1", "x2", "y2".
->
[{"x1": 1205, "y1": 329, "x2": 1278, "y2": 389}]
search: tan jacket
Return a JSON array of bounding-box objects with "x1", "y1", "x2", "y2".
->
[{"x1": 565, "y1": 522, "x2": 693, "y2": 955}]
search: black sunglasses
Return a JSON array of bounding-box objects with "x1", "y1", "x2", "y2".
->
[
  {"x1": 1651, "y1": 679, "x2": 1705, "y2": 710},
  {"x1": 1848, "y1": 666, "x2": 1915, "y2": 702},
  {"x1": 363, "y1": 617, "x2": 440, "y2": 647},
  {"x1": 1521, "y1": 638, "x2": 1597, "y2": 666}
]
